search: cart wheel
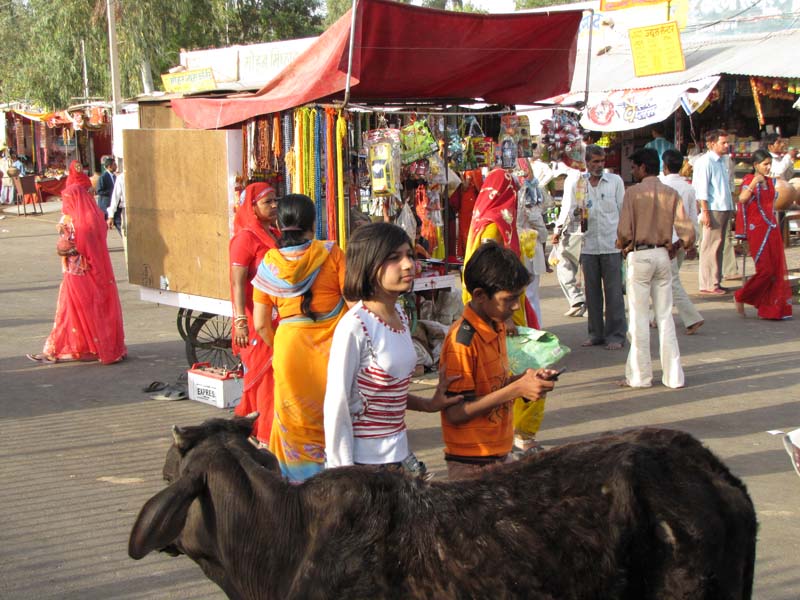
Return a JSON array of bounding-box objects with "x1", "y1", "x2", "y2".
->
[
  {"x1": 176, "y1": 308, "x2": 193, "y2": 341},
  {"x1": 185, "y1": 312, "x2": 238, "y2": 369}
]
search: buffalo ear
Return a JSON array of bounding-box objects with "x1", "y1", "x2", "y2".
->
[
  {"x1": 172, "y1": 425, "x2": 190, "y2": 451},
  {"x1": 128, "y1": 473, "x2": 202, "y2": 559}
]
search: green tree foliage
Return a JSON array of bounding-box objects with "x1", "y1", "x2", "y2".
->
[
  {"x1": 325, "y1": 0, "x2": 479, "y2": 27},
  {"x1": 515, "y1": 0, "x2": 576, "y2": 8},
  {"x1": 0, "y1": 0, "x2": 323, "y2": 109}
]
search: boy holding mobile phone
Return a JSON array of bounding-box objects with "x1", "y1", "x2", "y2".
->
[{"x1": 439, "y1": 242, "x2": 559, "y2": 480}]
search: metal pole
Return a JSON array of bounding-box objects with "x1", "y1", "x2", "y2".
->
[
  {"x1": 107, "y1": 0, "x2": 122, "y2": 116},
  {"x1": 583, "y1": 9, "x2": 594, "y2": 108},
  {"x1": 80, "y1": 40, "x2": 90, "y2": 102},
  {"x1": 342, "y1": 0, "x2": 359, "y2": 109}
]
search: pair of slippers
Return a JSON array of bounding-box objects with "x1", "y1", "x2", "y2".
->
[{"x1": 142, "y1": 381, "x2": 187, "y2": 401}]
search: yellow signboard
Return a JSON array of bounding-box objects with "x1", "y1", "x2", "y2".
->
[
  {"x1": 600, "y1": 0, "x2": 665, "y2": 10},
  {"x1": 161, "y1": 68, "x2": 217, "y2": 94},
  {"x1": 628, "y1": 21, "x2": 686, "y2": 77}
]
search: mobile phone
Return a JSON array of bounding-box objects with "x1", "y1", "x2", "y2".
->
[{"x1": 541, "y1": 367, "x2": 567, "y2": 381}]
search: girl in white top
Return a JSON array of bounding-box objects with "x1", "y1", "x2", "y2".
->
[{"x1": 324, "y1": 222, "x2": 460, "y2": 471}]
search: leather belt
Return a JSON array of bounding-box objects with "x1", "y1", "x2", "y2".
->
[{"x1": 634, "y1": 243, "x2": 665, "y2": 251}]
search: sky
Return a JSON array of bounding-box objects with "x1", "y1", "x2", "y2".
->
[{"x1": 469, "y1": 0, "x2": 518, "y2": 13}]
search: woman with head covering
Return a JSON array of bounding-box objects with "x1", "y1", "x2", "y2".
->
[
  {"x1": 733, "y1": 150, "x2": 793, "y2": 320},
  {"x1": 461, "y1": 167, "x2": 545, "y2": 454},
  {"x1": 27, "y1": 184, "x2": 126, "y2": 364},
  {"x1": 252, "y1": 194, "x2": 347, "y2": 483},
  {"x1": 461, "y1": 168, "x2": 539, "y2": 329},
  {"x1": 65, "y1": 160, "x2": 93, "y2": 192},
  {"x1": 450, "y1": 168, "x2": 483, "y2": 257},
  {"x1": 230, "y1": 182, "x2": 281, "y2": 444}
]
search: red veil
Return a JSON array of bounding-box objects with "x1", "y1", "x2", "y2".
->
[
  {"x1": 65, "y1": 160, "x2": 93, "y2": 190},
  {"x1": 42, "y1": 184, "x2": 126, "y2": 363},
  {"x1": 468, "y1": 168, "x2": 521, "y2": 255}
]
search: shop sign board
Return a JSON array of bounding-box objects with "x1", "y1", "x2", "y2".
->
[
  {"x1": 560, "y1": 75, "x2": 719, "y2": 132},
  {"x1": 238, "y1": 38, "x2": 316, "y2": 86},
  {"x1": 161, "y1": 68, "x2": 217, "y2": 94},
  {"x1": 600, "y1": 0, "x2": 665, "y2": 11},
  {"x1": 629, "y1": 21, "x2": 685, "y2": 78}
]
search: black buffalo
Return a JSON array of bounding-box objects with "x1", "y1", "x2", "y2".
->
[{"x1": 129, "y1": 416, "x2": 756, "y2": 599}]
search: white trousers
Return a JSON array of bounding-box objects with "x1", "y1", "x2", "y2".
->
[
  {"x1": 625, "y1": 248, "x2": 684, "y2": 388},
  {"x1": 671, "y1": 248, "x2": 703, "y2": 328},
  {"x1": 556, "y1": 251, "x2": 585, "y2": 308}
]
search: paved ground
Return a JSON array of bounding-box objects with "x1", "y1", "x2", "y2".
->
[{"x1": 1, "y1": 203, "x2": 798, "y2": 599}]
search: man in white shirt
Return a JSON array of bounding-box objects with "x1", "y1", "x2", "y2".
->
[
  {"x1": 764, "y1": 133, "x2": 796, "y2": 181},
  {"x1": 552, "y1": 164, "x2": 586, "y2": 317},
  {"x1": 107, "y1": 170, "x2": 125, "y2": 234},
  {"x1": 659, "y1": 149, "x2": 704, "y2": 335},
  {"x1": 578, "y1": 145, "x2": 626, "y2": 350}
]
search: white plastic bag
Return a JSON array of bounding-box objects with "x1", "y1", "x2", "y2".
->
[{"x1": 396, "y1": 201, "x2": 417, "y2": 242}]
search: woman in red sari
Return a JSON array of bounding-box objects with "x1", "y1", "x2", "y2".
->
[
  {"x1": 65, "y1": 160, "x2": 93, "y2": 192},
  {"x1": 461, "y1": 168, "x2": 545, "y2": 452},
  {"x1": 734, "y1": 149, "x2": 793, "y2": 320},
  {"x1": 230, "y1": 182, "x2": 280, "y2": 443},
  {"x1": 27, "y1": 184, "x2": 126, "y2": 363}
]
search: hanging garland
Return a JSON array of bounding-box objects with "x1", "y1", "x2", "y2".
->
[
  {"x1": 304, "y1": 108, "x2": 315, "y2": 201},
  {"x1": 336, "y1": 111, "x2": 348, "y2": 251},
  {"x1": 314, "y1": 109, "x2": 324, "y2": 240},
  {"x1": 325, "y1": 108, "x2": 338, "y2": 242},
  {"x1": 282, "y1": 111, "x2": 293, "y2": 195},
  {"x1": 293, "y1": 109, "x2": 304, "y2": 194}
]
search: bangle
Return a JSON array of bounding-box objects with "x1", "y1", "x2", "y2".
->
[
  {"x1": 235, "y1": 323, "x2": 248, "y2": 329},
  {"x1": 233, "y1": 315, "x2": 248, "y2": 323}
]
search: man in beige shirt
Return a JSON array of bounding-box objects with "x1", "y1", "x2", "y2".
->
[{"x1": 617, "y1": 148, "x2": 695, "y2": 389}]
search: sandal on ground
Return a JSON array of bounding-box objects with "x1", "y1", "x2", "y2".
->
[
  {"x1": 616, "y1": 379, "x2": 651, "y2": 388},
  {"x1": 142, "y1": 381, "x2": 167, "y2": 393},
  {"x1": 150, "y1": 386, "x2": 188, "y2": 401},
  {"x1": 686, "y1": 320, "x2": 704, "y2": 335},
  {"x1": 26, "y1": 353, "x2": 56, "y2": 364}
]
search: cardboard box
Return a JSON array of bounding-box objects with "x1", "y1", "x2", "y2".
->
[{"x1": 188, "y1": 363, "x2": 244, "y2": 409}]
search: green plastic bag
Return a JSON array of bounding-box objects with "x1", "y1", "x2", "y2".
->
[{"x1": 506, "y1": 327, "x2": 570, "y2": 375}]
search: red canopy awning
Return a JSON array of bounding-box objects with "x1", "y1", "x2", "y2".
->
[{"x1": 171, "y1": 0, "x2": 582, "y2": 129}]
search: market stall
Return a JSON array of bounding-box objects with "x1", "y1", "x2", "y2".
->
[
  {"x1": 2, "y1": 104, "x2": 113, "y2": 200},
  {"x1": 126, "y1": 0, "x2": 583, "y2": 367}
]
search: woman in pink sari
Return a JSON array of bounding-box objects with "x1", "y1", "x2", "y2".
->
[
  {"x1": 734, "y1": 150, "x2": 793, "y2": 320},
  {"x1": 230, "y1": 182, "x2": 280, "y2": 444},
  {"x1": 27, "y1": 184, "x2": 126, "y2": 363}
]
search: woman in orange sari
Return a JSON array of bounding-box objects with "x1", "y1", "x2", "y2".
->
[
  {"x1": 734, "y1": 150, "x2": 793, "y2": 320},
  {"x1": 27, "y1": 184, "x2": 126, "y2": 364},
  {"x1": 252, "y1": 194, "x2": 346, "y2": 482},
  {"x1": 230, "y1": 182, "x2": 280, "y2": 444},
  {"x1": 461, "y1": 167, "x2": 544, "y2": 452}
]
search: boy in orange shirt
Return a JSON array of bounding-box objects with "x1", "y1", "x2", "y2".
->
[{"x1": 440, "y1": 242, "x2": 558, "y2": 480}]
